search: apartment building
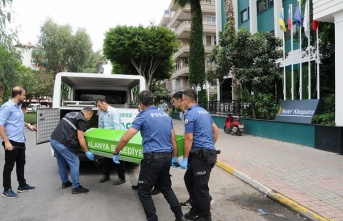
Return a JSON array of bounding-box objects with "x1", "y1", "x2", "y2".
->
[
  {"x1": 232, "y1": 0, "x2": 320, "y2": 100},
  {"x1": 16, "y1": 43, "x2": 41, "y2": 70},
  {"x1": 159, "y1": 0, "x2": 218, "y2": 100}
]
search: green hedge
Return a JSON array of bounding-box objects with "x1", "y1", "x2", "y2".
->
[{"x1": 24, "y1": 113, "x2": 37, "y2": 125}]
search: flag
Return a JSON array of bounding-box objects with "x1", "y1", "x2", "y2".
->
[
  {"x1": 303, "y1": 0, "x2": 310, "y2": 38},
  {"x1": 312, "y1": 20, "x2": 319, "y2": 30},
  {"x1": 278, "y1": 11, "x2": 286, "y2": 32},
  {"x1": 294, "y1": 3, "x2": 302, "y2": 27},
  {"x1": 287, "y1": 6, "x2": 292, "y2": 30}
]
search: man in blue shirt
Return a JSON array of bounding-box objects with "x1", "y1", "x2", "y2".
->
[
  {"x1": 180, "y1": 89, "x2": 219, "y2": 221},
  {"x1": 112, "y1": 90, "x2": 186, "y2": 221},
  {"x1": 96, "y1": 98, "x2": 126, "y2": 185},
  {"x1": 0, "y1": 87, "x2": 37, "y2": 198}
]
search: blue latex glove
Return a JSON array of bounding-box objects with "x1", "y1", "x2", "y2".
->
[
  {"x1": 85, "y1": 151, "x2": 94, "y2": 161},
  {"x1": 113, "y1": 154, "x2": 120, "y2": 164},
  {"x1": 171, "y1": 157, "x2": 180, "y2": 168},
  {"x1": 180, "y1": 158, "x2": 188, "y2": 169}
]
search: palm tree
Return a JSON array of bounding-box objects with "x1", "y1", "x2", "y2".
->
[
  {"x1": 224, "y1": 0, "x2": 240, "y2": 101},
  {"x1": 174, "y1": 0, "x2": 205, "y2": 89}
]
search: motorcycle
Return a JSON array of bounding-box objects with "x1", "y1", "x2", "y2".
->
[{"x1": 223, "y1": 114, "x2": 244, "y2": 136}]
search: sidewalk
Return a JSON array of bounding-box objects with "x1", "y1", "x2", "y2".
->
[{"x1": 172, "y1": 119, "x2": 343, "y2": 221}]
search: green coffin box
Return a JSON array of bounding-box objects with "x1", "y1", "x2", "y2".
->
[{"x1": 84, "y1": 128, "x2": 184, "y2": 164}]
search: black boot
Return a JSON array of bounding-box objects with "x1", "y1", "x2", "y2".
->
[
  {"x1": 184, "y1": 207, "x2": 199, "y2": 220},
  {"x1": 175, "y1": 215, "x2": 187, "y2": 221}
]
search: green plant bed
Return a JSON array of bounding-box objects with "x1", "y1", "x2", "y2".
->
[{"x1": 24, "y1": 113, "x2": 37, "y2": 125}]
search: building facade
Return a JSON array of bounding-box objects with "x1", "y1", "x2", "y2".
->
[
  {"x1": 313, "y1": 0, "x2": 343, "y2": 126},
  {"x1": 15, "y1": 43, "x2": 41, "y2": 70},
  {"x1": 159, "y1": 0, "x2": 218, "y2": 100}
]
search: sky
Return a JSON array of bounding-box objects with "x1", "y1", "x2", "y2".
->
[{"x1": 11, "y1": 0, "x2": 171, "y2": 51}]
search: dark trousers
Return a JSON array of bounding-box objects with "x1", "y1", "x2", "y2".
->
[
  {"x1": 102, "y1": 158, "x2": 125, "y2": 180},
  {"x1": 138, "y1": 155, "x2": 182, "y2": 221},
  {"x1": 184, "y1": 152, "x2": 217, "y2": 220},
  {"x1": 2, "y1": 141, "x2": 26, "y2": 191}
]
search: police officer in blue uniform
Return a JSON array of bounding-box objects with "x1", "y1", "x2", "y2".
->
[
  {"x1": 180, "y1": 89, "x2": 219, "y2": 221},
  {"x1": 112, "y1": 90, "x2": 186, "y2": 221}
]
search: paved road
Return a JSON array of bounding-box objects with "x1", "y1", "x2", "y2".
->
[
  {"x1": 174, "y1": 117, "x2": 343, "y2": 221},
  {"x1": 0, "y1": 126, "x2": 304, "y2": 221}
]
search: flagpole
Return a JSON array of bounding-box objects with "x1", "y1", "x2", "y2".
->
[
  {"x1": 282, "y1": 7, "x2": 286, "y2": 100},
  {"x1": 316, "y1": 27, "x2": 320, "y2": 99},
  {"x1": 290, "y1": 4, "x2": 294, "y2": 100},
  {"x1": 299, "y1": 0, "x2": 302, "y2": 100},
  {"x1": 306, "y1": 0, "x2": 311, "y2": 99}
]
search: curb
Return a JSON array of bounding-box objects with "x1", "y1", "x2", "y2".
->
[{"x1": 216, "y1": 160, "x2": 332, "y2": 221}]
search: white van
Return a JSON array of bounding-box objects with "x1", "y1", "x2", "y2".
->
[{"x1": 36, "y1": 72, "x2": 146, "y2": 158}]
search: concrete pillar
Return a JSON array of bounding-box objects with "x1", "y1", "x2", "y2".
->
[
  {"x1": 273, "y1": 0, "x2": 283, "y2": 39},
  {"x1": 249, "y1": 0, "x2": 257, "y2": 33},
  {"x1": 335, "y1": 12, "x2": 343, "y2": 126}
]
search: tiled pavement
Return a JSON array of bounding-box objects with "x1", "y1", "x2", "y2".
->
[{"x1": 172, "y1": 120, "x2": 343, "y2": 221}]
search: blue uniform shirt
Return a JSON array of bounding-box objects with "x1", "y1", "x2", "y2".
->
[
  {"x1": 131, "y1": 106, "x2": 173, "y2": 153},
  {"x1": 184, "y1": 104, "x2": 215, "y2": 151},
  {"x1": 99, "y1": 106, "x2": 125, "y2": 130},
  {"x1": 0, "y1": 99, "x2": 26, "y2": 143}
]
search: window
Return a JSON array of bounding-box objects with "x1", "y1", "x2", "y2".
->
[
  {"x1": 269, "y1": 0, "x2": 274, "y2": 7},
  {"x1": 257, "y1": 0, "x2": 266, "y2": 13},
  {"x1": 241, "y1": 8, "x2": 249, "y2": 23},
  {"x1": 206, "y1": 35, "x2": 211, "y2": 45},
  {"x1": 75, "y1": 90, "x2": 127, "y2": 104},
  {"x1": 206, "y1": 16, "x2": 216, "y2": 25}
]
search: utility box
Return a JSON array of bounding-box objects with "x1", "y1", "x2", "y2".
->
[{"x1": 84, "y1": 128, "x2": 184, "y2": 164}]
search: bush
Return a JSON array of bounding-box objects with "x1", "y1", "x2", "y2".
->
[
  {"x1": 24, "y1": 113, "x2": 37, "y2": 125},
  {"x1": 312, "y1": 94, "x2": 335, "y2": 125}
]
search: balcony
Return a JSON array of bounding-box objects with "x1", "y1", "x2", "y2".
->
[
  {"x1": 175, "y1": 21, "x2": 191, "y2": 38},
  {"x1": 202, "y1": 23, "x2": 216, "y2": 34},
  {"x1": 159, "y1": 10, "x2": 170, "y2": 26},
  {"x1": 173, "y1": 43, "x2": 190, "y2": 59},
  {"x1": 169, "y1": 6, "x2": 191, "y2": 29},
  {"x1": 172, "y1": 65, "x2": 189, "y2": 79}
]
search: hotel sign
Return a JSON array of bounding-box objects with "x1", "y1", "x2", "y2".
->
[{"x1": 274, "y1": 99, "x2": 323, "y2": 124}]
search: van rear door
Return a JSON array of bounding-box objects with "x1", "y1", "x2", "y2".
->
[{"x1": 36, "y1": 108, "x2": 60, "y2": 144}]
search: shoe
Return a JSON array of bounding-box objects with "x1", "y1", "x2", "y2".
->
[
  {"x1": 180, "y1": 198, "x2": 193, "y2": 207},
  {"x1": 62, "y1": 181, "x2": 72, "y2": 189},
  {"x1": 99, "y1": 176, "x2": 110, "y2": 183},
  {"x1": 2, "y1": 189, "x2": 18, "y2": 198},
  {"x1": 113, "y1": 178, "x2": 126, "y2": 185},
  {"x1": 151, "y1": 187, "x2": 161, "y2": 195},
  {"x1": 72, "y1": 185, "x2": 89, "y2": 194},
  {"x1": 17, "y1": 184, "x2": 35, "y2": 193},
  {"x1": 175, "y1": 215, "x2": 187, "y2": 221},
  {"x1": 184, "y1": 207, "x2": 199, "y2": 220},
  {"x1": 132, "y1": 185, "x2": 138, "y2": 190}
]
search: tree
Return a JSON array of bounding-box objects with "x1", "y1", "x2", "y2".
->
[
  {"x1": 174, "y1": 0, "x2": 205, "y2": 98},
  {"x1": 81, "y1": 50, "x2": 105, "y2": 73},
  {"x1": 208, "y1": 21, "x2": 283, "y2": 118},
  {"x1": 0, "y1": 45, "x2": 21, "y2": 103},
  {"x1": 0, "y1": 0, "x2": 21, "y2": 103},
  {"x1": 38, "y1": 18, "x2": 94, "y2": 76},
  {"x1": 0, "y1": 0, "x2": 17, "y2": 50},
  {"x1": 103, "y1": 25, "x2": 178, "y2": 88}
]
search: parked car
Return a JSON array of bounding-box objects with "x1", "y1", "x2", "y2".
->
[{"x1": 26, "y1": 104, "x2": 46, "y2": 113}]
